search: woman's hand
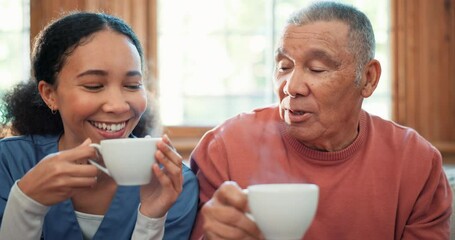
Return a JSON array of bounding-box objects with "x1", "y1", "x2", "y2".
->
[
  {"x1": 139, "y1": 134, "x2": 183, "y2": 218},
  {"x1": 18, "y1": 138, "x2": 99, "y2": 206}
]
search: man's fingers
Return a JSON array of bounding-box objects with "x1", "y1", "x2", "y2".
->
[
  {"x1": 214, "y1": 181, "x2": 248, "y2": 212},
  {"x1": 203, "y1": 198, "x2": 262, "y2": 239}
]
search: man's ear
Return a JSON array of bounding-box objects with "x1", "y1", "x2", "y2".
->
[
  {"x1": 38, "y1": 81, "x2": 58, "y2": 110},
  {"x1": 361, "y1": 59, "x2": 381, "y2": 98}
]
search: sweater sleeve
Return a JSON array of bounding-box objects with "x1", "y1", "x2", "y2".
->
[
  {"x1": 162, "y1": 164, "x2": 199, "y2": 240},
  {"x1": 131, "y1": 207, "x2": 166, "y2": 240},
  {"x1": 401, "y1": 150, "x2": 452, "y2": 239},
  {"x1": 0, "y1": 181, "x2": 49, "y2": 239},
  {"x1": 190, "y1": 131, "x2": 230, "y2": 240}
]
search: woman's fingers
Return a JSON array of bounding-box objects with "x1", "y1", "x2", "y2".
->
[
  {"x1": 161, "y1": 134, "x2": 173, "y2": 147},
  {"x1": 139, "y1": 135, "x2": 184, "y2": 217},
  {"x1": 157, "y1": 135, "x2": 182, "y2": 166},
  {"x1": 53, "y1": 145, "x2": 99, "y2": 177},
  {"x1": 58, "y1": 174, "x2": 98, "y2": 188},
  {"x1": 155, "y1": 150, "x2": 181, "y2": 174},
  {"x1": 154, "y1": 151, "x2": 182, "y2": 192},
  {"x1": 151, "y1": 163, "x2": 172, "y2": 189},
  {"x1": 154, "y1": 135, "x2": 183, "y2": 191},
  {"x1": 17, "y1": 139, "x2": 100, "y2": 205}
]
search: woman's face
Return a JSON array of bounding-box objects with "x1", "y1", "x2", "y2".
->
[{"x1": 43, "y1": 29, "x2": 146, "y2": 149}]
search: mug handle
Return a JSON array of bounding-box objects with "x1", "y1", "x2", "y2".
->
[{"x1": 88, "y1": 143, "x2": 111, "y2": 176}]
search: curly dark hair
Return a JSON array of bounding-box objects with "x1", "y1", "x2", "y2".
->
[{"x1": 0, "y1": 12, "x2": 156, "y2": 137}]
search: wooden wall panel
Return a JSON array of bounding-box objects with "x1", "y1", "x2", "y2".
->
[
  {"x1": 29, "y1": 0, "x2": 157, "y2": 85},
  {"x1": 391, "y1": 0, "x2": 455, "y2": 163}
]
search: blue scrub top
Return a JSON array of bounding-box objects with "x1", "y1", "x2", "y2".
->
[{"x1": 0, "y1": 134, "x2": 199, "y2": 240}]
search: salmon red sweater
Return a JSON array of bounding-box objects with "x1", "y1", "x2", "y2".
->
[{"x1": 190, "y1": 105, "x2": 452, "y2": 240}]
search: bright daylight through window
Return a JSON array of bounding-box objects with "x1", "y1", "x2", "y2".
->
[
  {"x1": 0, "y1": 0, "x2": 29, "y2": 118},
  {"x1": 0, "y1": 0, "x2": 390, "y2": 127},
  {"x1": 158, "y1": 0, "x2": 390, "y2": 126}
]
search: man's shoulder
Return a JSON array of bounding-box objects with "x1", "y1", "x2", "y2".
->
[
  {"x1": 366, "y1": 112, "x2": 437, "y2": 153},
  {"x1": 197, "y1": 105, "x2": 281, "y2": 148},
  {"x1": 368, "y1": 113, "x2": 425, "y2": 138},
  {"x1": 219, "y1": 105, "x2": 280, "y2": 129}
]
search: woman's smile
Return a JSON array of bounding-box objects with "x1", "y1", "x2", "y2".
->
[{"x1": 89, "y1": 121, "x2": 127, "y2": 132}]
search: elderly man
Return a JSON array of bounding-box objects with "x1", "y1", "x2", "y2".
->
[{"x1": 190, "y1": 1, "x2": 452, "y2": 239}]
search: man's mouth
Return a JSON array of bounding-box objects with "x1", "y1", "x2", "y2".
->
[
  {"x1": 89, "y1": 121, "x2": 126, "y2": 132},
  {"x1": 289, "y1": 109, "x2": 306, "y2": 115}
]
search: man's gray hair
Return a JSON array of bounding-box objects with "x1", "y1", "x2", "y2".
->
[{"x1": 287, "y1": 1, "x2": 375, "y2": 85}]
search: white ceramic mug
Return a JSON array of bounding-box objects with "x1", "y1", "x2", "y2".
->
[
  {"x1": 89, "y1": 137, "x2": 160, "y2": 186},
  {"x1": 246, "y1": 183, "x2": 319, "y2": 240}
]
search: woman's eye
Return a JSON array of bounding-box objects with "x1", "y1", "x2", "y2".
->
[{"x1": 83, "y1": 85, "x2": 103, "y2": 90}]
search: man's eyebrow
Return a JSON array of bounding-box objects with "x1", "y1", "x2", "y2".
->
[
  {"x1": 275, "y1": 47, "x2": 341, "y2": 68},
  {"x1": 307, "y1": 49, "x2": 341, "y2": 68},
  {"x1": 275, "y1": 47, "x2": 288, "y2": 59}
]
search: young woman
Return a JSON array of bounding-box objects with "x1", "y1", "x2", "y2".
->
[{"x1": 0, "y1": 12, "x2": 198, "y2": 240}]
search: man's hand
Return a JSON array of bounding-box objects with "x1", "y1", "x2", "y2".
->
[{"x1": 201, "y1": 181, "x2": 264, "y2": 240}]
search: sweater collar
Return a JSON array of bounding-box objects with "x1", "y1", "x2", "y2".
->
[{"x1": 281, "y1": 110, "x2": 368, "y2": 162}]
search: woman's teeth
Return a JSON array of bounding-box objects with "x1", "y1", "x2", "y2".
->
[{"x1": 91, "y1": 121, "x2": 126, "y2": 132}]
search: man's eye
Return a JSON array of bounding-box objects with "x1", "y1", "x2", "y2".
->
[
  {"x1": 125, "y1": 84, "x2": 143, "y2": 90},
  {"x1": 277, "y1": 65, "x2": 292, "y2": 72},
  {"x1": 309, "y1": 67, "x2": 326, "y2": 73}
]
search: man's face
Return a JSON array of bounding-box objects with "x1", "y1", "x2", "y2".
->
[{"x1": 274, "y1": 21, "x2": 364, "y2": 151}]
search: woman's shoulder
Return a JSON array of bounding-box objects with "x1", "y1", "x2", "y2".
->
[
  {"x1": 0, "y1": 134, "x2": 59, "y2": 147},
  {"x1": 0, "y1": 134, "x2": 60, "y2": 159},
  {"x1": 182, "y1": 163, "x2": 197, "y2": 184}
]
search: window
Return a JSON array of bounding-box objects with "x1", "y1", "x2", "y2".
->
[
  {"x1": 0, "y1": 0, "x2": 29, "y2": 99},
  {"x1": 158, "y1": 0, "x2": 391, "y2": 126},
  {"x1": 1, "y1": 0, "x2": 391, "y2": 128}
]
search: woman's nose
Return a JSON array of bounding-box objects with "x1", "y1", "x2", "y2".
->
[{"x1": 102, "y1": 91, "x2": 130, "y2": 113}]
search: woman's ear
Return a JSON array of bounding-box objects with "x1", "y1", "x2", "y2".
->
[
  {"x1": 38, "y1": 81, "x2": 58, "y2": 110},
  {"x1": 361, "y1": 59, "x2": 381, "y2": 98}
]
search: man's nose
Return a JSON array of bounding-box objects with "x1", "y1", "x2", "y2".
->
[{"x1": 283, "y1": 68, "x2": 310, "y2": 97}]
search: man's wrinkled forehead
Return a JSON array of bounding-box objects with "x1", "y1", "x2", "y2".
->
[
  {"x1": 281, "y1": 25, "x2": 331, "y2": 40},
  {"x1": 275, "y1": 23, "x2": 348, "y2": 53},
  {"x1": 281, "y1": 22, "x2": 347, "y2": 41},
  {"x1": 275, "y1": 45, "x2": 341, "y2": 69}
]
